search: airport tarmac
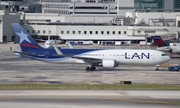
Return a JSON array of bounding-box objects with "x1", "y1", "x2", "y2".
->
[
  {"x1": 0, "y1": 90, "x2": 180, "y2": 108},
  {"x1": 0, "y1": 44, "x2": 180, "y2": 84}
]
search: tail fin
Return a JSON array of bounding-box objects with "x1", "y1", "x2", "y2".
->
[
  {"x1": 12, "y1": 23, "x2": 42, "y2": 51},
  {"x1": 151, "y1": 36, "x2": 169, "y2": 47}
]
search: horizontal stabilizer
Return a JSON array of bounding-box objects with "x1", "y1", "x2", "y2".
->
[{"x1": 14, "y1": 51, "x2": 36, "y2": 57}]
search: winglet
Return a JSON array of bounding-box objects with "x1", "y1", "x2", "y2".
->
[{"x1": 68, "y1": 42, "x2": 74, "y2": 49}]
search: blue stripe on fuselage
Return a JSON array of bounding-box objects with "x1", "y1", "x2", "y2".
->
[{"x1": 28, "y1": 48, "x2": 102, "y2": 59}]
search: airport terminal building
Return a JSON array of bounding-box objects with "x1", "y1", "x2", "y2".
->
[
  {"x1": 1, "y1": 0, "x2": 180, "y2": 14},
  {"x1": 0, "y1": 0, "x2": 180, "y2": 43}
]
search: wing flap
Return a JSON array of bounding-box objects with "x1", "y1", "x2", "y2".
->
[{"x1": 72, "y1": 56, "x2": 102, "y2": 64}]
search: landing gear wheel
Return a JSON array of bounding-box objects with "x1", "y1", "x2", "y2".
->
[
  {"x1": 90, "y1": 66, "x2": 96, "y2": 71},
  {"x1": 86, "y1": 67, "x2": 90, "y2": 71},
  {"x1": 156, "y1": 68, "x2": 159, "y2": 71},
  {"x1": 86, "y1": 66, "x2": 96, "y2": 71}
]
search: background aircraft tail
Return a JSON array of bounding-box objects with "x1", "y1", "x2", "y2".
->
[
  {"x1": 151, "y1": 36, "x2": 169, "y2": 47},
  {"x1": 12, "y1": 23, "x2": 43, "y2": 51}
]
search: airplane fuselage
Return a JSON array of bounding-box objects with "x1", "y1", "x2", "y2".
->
[{"x1": 18, "y1": 48, "x2": 170, "y2": 65}]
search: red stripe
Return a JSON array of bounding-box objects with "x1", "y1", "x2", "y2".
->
[
  {"x1": 154, "y1": 39, "x2": 164, "y2": 47},
  {"x1": 21, "y1": 44, "x2": 39, "y2": 48}
]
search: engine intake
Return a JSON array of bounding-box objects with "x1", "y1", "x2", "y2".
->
[
  {"x1": 102, "y1": 59, "x2": 116, "y2": 68},
  {"x1": 169, "y1": 48, "x2": 180, "y2": 53}
]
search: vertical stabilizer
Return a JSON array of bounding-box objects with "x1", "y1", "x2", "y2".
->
[
  {"x1": 151, "y1": 36, "x2": 169, "y2": 47},
  {"x1": 12, "y1": 23, "x2": 43, "y2": 51}
]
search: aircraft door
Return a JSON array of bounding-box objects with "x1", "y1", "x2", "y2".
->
[
  {"x1": 44, "y1": 51, "x2": 49, "y2": 58},
  {"x1": 151, "y1": 53, "x2": 156, "y2": 60}
]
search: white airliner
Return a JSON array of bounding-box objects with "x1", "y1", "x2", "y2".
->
[
  {"x1": 12, "y1": 23, "x2": 171, "y2": 71},
  {"x1": 36, "y1": 27, "x2": 62, "y2": 49},
  {"x1": 152, "y1": 36, "x2": 180, "y2": 53},
  {"x1": 36, "y1": 31, "x2": 72, "y2": 49}
]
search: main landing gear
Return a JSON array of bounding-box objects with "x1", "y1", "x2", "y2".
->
[{"x1": 86, "y1": 66, "x2": 96, "y2": 71}]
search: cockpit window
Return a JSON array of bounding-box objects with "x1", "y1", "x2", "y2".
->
[{"x1": 162, "y1": 54, "x2": 168, "y2": 56}]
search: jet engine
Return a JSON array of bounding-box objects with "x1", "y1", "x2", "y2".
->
[
  {"x1": 169, "y1": 48, "x2": 180, "y2": 54},
  {"x1": 102, "y1": 59, "x2": 116, "y2": 68}
]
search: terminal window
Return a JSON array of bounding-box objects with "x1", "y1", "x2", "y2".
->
[
  {"x1": 101, "y1": 31, "x2": 104, "y2": 34},
  {"x1": 95, "y1": 31, "x2": 98, "y2": 34},
  {"x1": 86, "y1": 0, "x2": 96, "y2": 3},
  {"x1": 112, "y1": 31, "x2": 115, "y2": 34},
  {"x1": 61, "y1": 31, "x2": 64, "y2": 34},
  {"x1": 43, "y1": 30, "x2": 46, "y2": 34},
  {"x1": 73, "y1": 31, "x2": 75, "y2": 34},
  {"x1": 134, "y1": 0, "x2": 164, "y2": 12},
  {"x1": 38, "y1": 30, "x2": 40, "y2": 33},
  {"x1": 174, "y1": 0, "x2": 180, "y2": 12},
  {"x1": 67, "y1": 31, "x2": 69, "y2": 34},
  {"x1": 124, "y1": 31, "x2": 126, "y2": 34},
  {"x1": 32, "y1": 30, "x2": 35, "y2": 34},
  {"x1": 84, "y1": 31, "x2": 87, "y2": 34},
  {"x1": 118, "y1": 31, "x2": 121, "y2": 34}
]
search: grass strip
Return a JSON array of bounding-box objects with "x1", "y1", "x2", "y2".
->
[{"x1": 0, "y1": 84, "x2": 180, "y2": 90}]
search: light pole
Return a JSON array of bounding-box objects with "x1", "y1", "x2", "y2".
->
[
  {"x1": 0, "y1": 0, "x2": 1, "y2": 10},
  {"x1": 145, "y1": 34, "x2": 148, "y2": 49}
]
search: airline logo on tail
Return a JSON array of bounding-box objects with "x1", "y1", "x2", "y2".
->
[
  {"x1": 12, "y1": 23, "x2": 41, "y2": 51},
  {"x1": 16, "y1": 31, "x2": 31, "y2": 44},
  {"x1": 15, "y1": 31, "x2": 39, "y2": 48},
  {"x1": 151, "y1": 36, "x2": 169, "y2": 47}
]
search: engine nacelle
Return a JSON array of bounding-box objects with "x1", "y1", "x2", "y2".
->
[
  {"x1": 102, "y1": 59, "x2": 116, "y2": 68},
  {"x1": 169, "y1": 48, "x2": 180, "y2": 53}
]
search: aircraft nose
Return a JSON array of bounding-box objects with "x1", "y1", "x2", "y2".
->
[{"x1": 165, "y1": 56, "x2": 171, "y2": 62}]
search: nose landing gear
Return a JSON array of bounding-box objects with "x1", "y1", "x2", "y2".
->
[{"x1": 155, "y1": 65, "x2": 160, "y2": 71}]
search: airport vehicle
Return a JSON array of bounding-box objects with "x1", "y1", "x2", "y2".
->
[
  {"x1": 168, "y1": 65, "x2": 180, "y2": 71},
  {"x1": 12, "y1": 23, "x2": 171, "y2": 71},
  {"x1": 152, "y1": 36, "x2": 180, "y2": 53}
]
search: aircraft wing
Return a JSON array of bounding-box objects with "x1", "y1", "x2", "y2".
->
[
  {"x1": 14, "y1": 51, "x2": 36, "y2": 57},
  {"x1": 53, "y1": 45, "x2": 101, "y2": 64},
  {"x1": 72, "y1": 56, "x2": 102, "y2": 64}
]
